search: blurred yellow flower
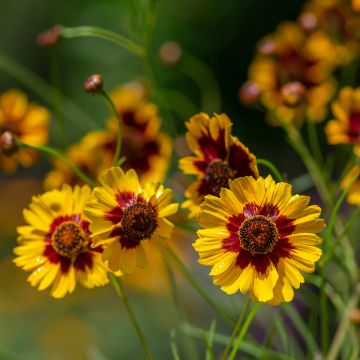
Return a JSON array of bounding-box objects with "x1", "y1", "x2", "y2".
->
[
  {"x1": 44, "y1": 82, "x2": 172, "y2": 189},
  {"x1": 0, "y1": 89, "x2": 50, "y2": 172},
  {"x1": 179, "y1": 113, "x2": 258, "y2": 218},
  {"x1": 325, "y1": 87, "x2": 360, "y2": 155},
  {"x1": 13, "y1": 185, "x2": 109, "y2": 298},
  {"x1": 341, "y1": 165, "x2": 360, "y2": 205},
  {"x1": 193, "y1": 176, "x2": 325, "y2": 305},
  {"x1": 244, "y1": 22, "x2": 336, "y2": 125},
  {"x1": 85, "y1": 167, "x2": 178, "y2": 274}
]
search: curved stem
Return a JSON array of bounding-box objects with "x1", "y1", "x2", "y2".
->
[
  {"x1": 61, "y1": 26, "x2": 145, "y2": 57},
  {"x1": 99, "y1": 90, "x2": 122, "y2": 166},
  {"x1": 229, "y1": 302, "x2": 260, "y2": 360},
  {"x1": 256, "y1": 158, "x2": 283, "y2": 182},
  {"x1": 109, "y1": 274, "x2": 153, "y2": 360},
  {"x1": 221, "y1": 298, "x2": 251, "y2": 360},
  {"x1": 18, "y1": 141, "x2": 96, "y2": 187},
  {"x1": 164, "y1": 247, "x2": 235, "y2": 325},
  {"x1": 306, "y1": 120, "x2": 323, "y2": 165}
]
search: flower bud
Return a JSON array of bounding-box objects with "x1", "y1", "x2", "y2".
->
[
  {"x1": 281, "y1": 81, "x2": 306, "y2": 107},
  {"x1": 239, "y1": 81, "x2": 261, "y2": 105},
  {"x1": 36, "y1": 25, "x2": 62, "y2": 47},
  {"x1": 158, "y1": 41, "x2": 182, "y2": 66},
  {"x1": 83, "y1": 74, "x2": 104, "y2": 95},
  {"x1": 298, "y1": 12, "x2": 318, "y2": 32},
  {"x1": 0, "y1": 131, "x2": 19, "y2": 156},
  {"x1": 257, "y1": 40, "x2": 276, "y2": 56}
]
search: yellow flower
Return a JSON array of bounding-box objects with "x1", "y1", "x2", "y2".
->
[
  {"x1": 44, "y1": 82, "x2": 172, "y2": 189},
  {"x1": 325, "y1": 87, "x2": 360, "y2": 155},
  {"x1": 13, "y1": 185, "x2": 109, "y2": 298},
  {"x1": 0, "y1": 89, "x2": 49, "y2": 172},
  {"x1": 85, "y1": 167, "x2": 178, "y2": 274},
  {"x1": 179, "y1": 113, "x2": 258, "y2": 218},
  {"x1": 353, "y1": 0, "x2": 360, "y2": 11},
  {"x1": 300, "y1": 0, "x2": 360, "y2": 65},
  {"x1": 245, "y1": 22, "x2": 336, "y2": 125},
  {"x1": 193, "y1": 176, "x2": 325, "y2": 305},
  {"x1": 341, "y1": 165, "x2": 360, "y2": 205}
]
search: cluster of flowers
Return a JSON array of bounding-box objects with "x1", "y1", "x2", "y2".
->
[{"x1": 0, "y1": 84, "x2": 325, "y2": 305}]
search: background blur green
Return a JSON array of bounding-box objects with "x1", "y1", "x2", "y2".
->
[{"x1": 0, "y1": 1, "x2": 311, "y2": 359}]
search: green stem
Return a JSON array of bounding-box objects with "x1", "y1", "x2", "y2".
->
[
  {"x1": 61, "y1": 26, "x2": 145, "y2": 57},
  {"x1": 326, "y1": 283, "x2": 360, "y2": 360},
  {"x1": 18, "y1": 141, "x2": 96, "y2": 187},
  {"x1": 0, "y1": 54, "x2": 98, "y2": 131},
  {"x1": 109, "y1": 274, "x2": 153, "y2": 360},
  {"x1": 306, "y1": 120, "x2": 323, "y2": 165},
  {"x1": 256, "y1": 158, "x2": 283, "y2": 182},
  {"x1": 99, "y1": 90, "x2": 122, "y2": 166},
  {"x1": 221, "y1": 298, "x2": 251, "y2": 360},
  {"x1": 164, "y1": 247, "x2": 235, "y2": 325},
  {"x1": 229, "y1": 302, "x2": 260, "y2": 360}
]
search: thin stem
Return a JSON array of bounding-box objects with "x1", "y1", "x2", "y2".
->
[
  {"x1": 109, "y1": 274, "x2": 153, "y2": 360},
  {"x1": 229, "y1": 302, "x2": 260, "y2": 360},
  {"x1": 221, "y1": 298, "x2": 251, "y2": 360},
  {"x1": 99, "y1": 90, "x2": 122, "y2": 166},
  {"x1": 18, "y1": 141, "x2": 96, "y2": 187},
  {"x1": 326, "y1": 283, "x2": 360, "y2": 360},
  {"x1": 256, "y1": 158, "x2": 283, "y2": 182},
  {"x1": 164, "y1": 247, "x2": 235, "y2": 325},
  {"x1": 306, "y1": 120, "x2": 323, "y2": 165},
  {"x1": 0, "y1": 54, "x2": 98, "y2": 131},
  {"x1": 61, "y1": 26, "x2": 145, "y2": 57}
]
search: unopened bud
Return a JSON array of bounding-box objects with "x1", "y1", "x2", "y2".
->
[
  {"x1": 257, "y1": 40, "x2": 276, "y2": 56},
  {"x1": 281, "y1": 81, "x2": 306, "y2": 107},
  {"x1": 239, "y1": 81, "x2": 261, "y2": 105},
  {"x1": 0, "y1": 131, "x2": 19, "y2": 156},
  {"x1": 36, "y1": 25, "x2": 62, "y2": 47},
  {"x1": 298, "y1": 12, "x2": 318, "y2": 32},
  {"x1": 83, "y1": 74, "x2": 104, "y2": 95},
  {"x1": 158, "y1": 41, "x2": 182, "y2": 66}
]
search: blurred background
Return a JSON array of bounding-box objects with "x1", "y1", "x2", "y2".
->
[{"x1": 0, "y1": 0, "x2": 333, "y2": 359}]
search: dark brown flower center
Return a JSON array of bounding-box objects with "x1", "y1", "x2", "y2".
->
[
  {"x1": 239, "y1": 215, "x2": 279, "y2": 255},
  {"x1": 205, "y1": 160, "x2": 234, "y2": 196},
  {"x1": 121, "y1": 202, "x2": 158, "y2": 242},
  {"x1": 52, "y1": 221, "x2": 86, "y2": 258}
]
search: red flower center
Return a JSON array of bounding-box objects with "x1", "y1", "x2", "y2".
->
[
  {"x1": 239, "y1": 215, "x2": 279, "y2": 255},
  {"x1": 348, "y1": 112, "x2": 360, "y2": 142},
  {"x1": 121, "y1": 202, "x2": 158, "y2": 242},
  {"x1": 205, "y1": 159, "x2": 234, "y2": 196},
  {"x1": 52, "y1": 221, "x2": 86, "y2": 258}
]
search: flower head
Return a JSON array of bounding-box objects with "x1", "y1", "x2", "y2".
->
[
  {"x1": 193, "y1": 176, "x2": 325, "y2": 305},
  {"x1": 0, "y1": 89, "x2": 49, "y2": 172},
  {"x1": 244, "y1": 22, "x2": 336, "y2": 125},
  {"x1": 179, "y1": 113, "x2": 258, "y2": 218},
  {"x1": 85, "y1": 167, "x2": 178, "y2": 273},
  {"x1": 325, "y1": 87, "x2": 360, "y2": 155},
  {"x1": 340, "y1": 164, "x2": 360, "y2": 205},
  {"x1": 13, "y1": 185, "x2": 109, "y2": 298}
]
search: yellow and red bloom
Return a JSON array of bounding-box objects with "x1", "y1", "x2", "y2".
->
[
  {"x1": 0, "y1": 89, "x2": 49, "y2": 172},
  {"x1": 179, "y1": 113, "x2": 258, "y2": 218},
  {"x1": 244, "y1": 22, "x2": 336, "y2": 125},
  {"x1": 299, "y1": 0, "x2": 360, "y2": 64},
  {"x1": 13, "y1": 185, "x2": 109, "y2": 298},
  {"x1": 85, "y1": 167, "x2": 178, "y2": 274},
  {"x1": 325, "y1": 87, "x2": 360, "y2": 156},
  {"x1": 193, "y1": 176, "x2": 325, "y2": 305}
]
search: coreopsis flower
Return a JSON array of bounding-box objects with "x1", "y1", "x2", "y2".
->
[
  {"x1": 179, "y1": 113, "x2": 258, "y2": 218},
  {"x1": 243, "y1": 22, "x2": 336, "y2": 125},
  {"x1": 341, "y1": 165, "x2": 360, "y2": 205},
  {"x1": 85, "y1": 167, "x2": 178, "y2": 274},
  {"x1": 325, "y1": 87, "x2": 360, "y2": 156},
  {"x1": 0, "y1": 89, "x2": 49, "y2": 172},
  {"x1": 193, "y1": 176, "x2": 325, "y2": 305},
  {"x1": 13, "y1": 185, "x2": 109, "y2": 298},
  {"x1": 299, "y1": 0, "x2": 360, "y2": 64},
  {"x1": 44, "y1": 82, "x2": 172, "y2": 189}
]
